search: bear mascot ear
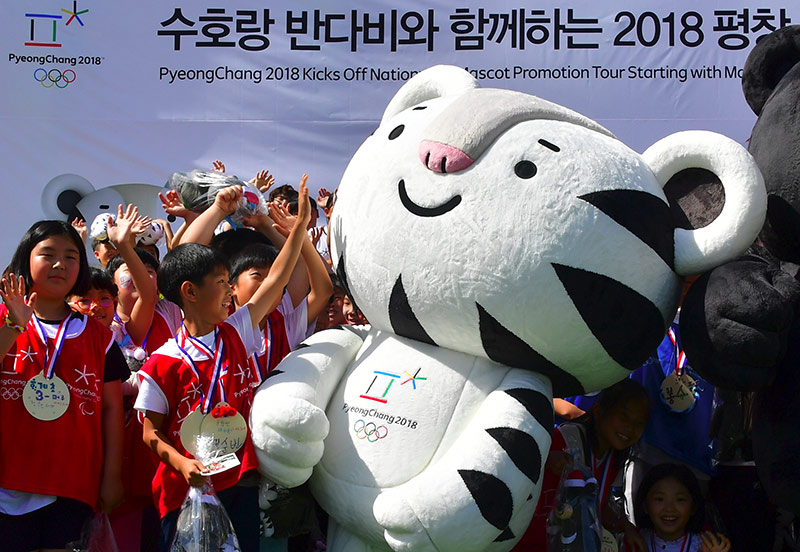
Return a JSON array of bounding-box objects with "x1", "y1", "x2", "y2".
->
[
  {"x1": 642, "y1": 131, "x2": 767, "y2": 276},
  {"x1": 742, "y1": 25, "x2": 800, "y2": 116},
  {"x1": 40, "y1": 174, "x2": 95, "y2": 221}
]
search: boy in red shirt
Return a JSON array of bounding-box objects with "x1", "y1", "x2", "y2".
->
[{"x1": 135, "y1": 180, "x2": 311, "y2": 551}]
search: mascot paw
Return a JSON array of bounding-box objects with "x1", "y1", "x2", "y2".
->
[
  {"x1": 373, "y1": 490, "x2": 437, "y2": 552},
  {"x1": 250, "y1": 395, "x2": 329, "y2": 487}
]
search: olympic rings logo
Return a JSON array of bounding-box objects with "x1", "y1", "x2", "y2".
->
[
  {"x1": 1, "y1": 388, "x2": 22, "y2": 401},
  {"x1": 34, "y1": 68, "x2": 76, "y2": 88},
  {"x1": 353, "y1": 419, "x2": 388, "y2": 442}
]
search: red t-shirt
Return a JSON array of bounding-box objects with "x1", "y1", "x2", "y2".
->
[
  {"x1": 0, "y1": 307, "x2": 113, "y2": 508},
  {"x1": 138, "y1": 319, "x2": 260, "y2": 518}
]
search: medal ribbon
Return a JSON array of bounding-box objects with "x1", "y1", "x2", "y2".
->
[
  {"x1": 252, "y1": 318, "x2": 272, "y2": 385},
  {"x1": 667, "y1": 327, "x2": 687, "y2": 377},
  {"x1": 30, "y1": 315, "x2": 71, "y2": 379},
  {"x1": 591, "y1": 449, "x2": 613, "y2": 510},
  {"x1": 174, "y1": 324, "x2": 226, "y2": 414}
]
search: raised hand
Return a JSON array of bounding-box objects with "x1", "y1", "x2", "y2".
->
[
  {"x1": 213, "y1": 185, "x2": 243, "y2": 215},
  {"x1": 268, "y1": 199, "x2": 297, "y2": 238},
  {"x1": 71, "y1": 217, "x2": 88, "y2": 244},
  {"x1": 701, "y1": 531, "x2": 731, "y2": 552},
  {"x1": 131, "y1": 213, "x2": 153, "y2": 237},
  {"x1": 106, "y1": 204, "x2": 140, "y2": 248},
  {"x1": 251, "y1": 169, "x2": 275, "y2": 194},
  {"x1": 296, "y1": 174, "x2": 311, "y2": 229},
  {"x1": 159, "y1": 189, "x2": 194, "y2": 220},
  {"x1": 0, "y1": 274, "x2": 36, "y2": 328},
  {"x1": 212, "y1": 159, "x2": 226, "y2": 173}
]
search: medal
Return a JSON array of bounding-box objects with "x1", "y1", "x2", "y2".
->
[
  {"x1": 659, "y1": 327, "x2": 698, "y2": 413},
  {"x1": 23, "y1": 371, "x2": 70, "y2": 421},
  {"x1": 24, "y1": 316, "x2": 72, "y2": 421},
  {"x1": 175, "y1": 326, "x2": 247, "y2": 458}
]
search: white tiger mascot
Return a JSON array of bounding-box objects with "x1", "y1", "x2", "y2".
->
[{"x1": 250, "y1": 65, "x2": 765, "y2": 552}]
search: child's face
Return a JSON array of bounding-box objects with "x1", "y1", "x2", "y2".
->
[
  {"x1": 232, "y1": 264, "x2": 271, "y2": 308},
  {"x1": 113, "y1": 263, "x2": 158, "y2": 309},
  {"x1": 343, "y1": 295, "x2": 365, "y2": 325},
  {"x1": 327, "y1": 288, "x2": 347, "y2": 326},
  {"x1": 93, "y1": 241, "x2": 118, "y2": 267},
  {"x1": 192, "y1": 265, "x2": 233, "y2": 324},
  {"x1": 596, "y1": 398, "x2": 649, "y2": 452},
  {"x1": 645, "y1": 477, "x2": 695, "y2": 541},
  {"x1": 30, "y1": 235, "x2": 81, "y2": 300},
  {"x1": 70, "y1": 287, "x2": 116, "y2": 327}
]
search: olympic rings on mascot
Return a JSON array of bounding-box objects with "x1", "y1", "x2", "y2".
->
[
  {"x1": 34, "y1": 68, "x2": 76, "y2": 88},
  {"x1": 353, "y1": 419, "x2": 388, "y2": 442}
]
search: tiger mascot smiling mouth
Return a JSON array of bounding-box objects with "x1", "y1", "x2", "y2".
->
[{"x1": 251, "y1": 65, "x2": 766, "y2": 552}]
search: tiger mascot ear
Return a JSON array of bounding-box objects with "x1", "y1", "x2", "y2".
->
[{"x1": 642, "y1": 131, "x2": 767, "y2": 276}]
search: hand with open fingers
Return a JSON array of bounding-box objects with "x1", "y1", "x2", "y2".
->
[
  {"x1": 106, "y1": 204, "x2": 140, "y2": 247},
  {"x1": 251, "y1": 169, "x2": 275, "y2": 194},
  {"x1": 179, "y1": 457, "x2": 210, "y2": 487},
  {"x1": 212, "y1": 159, "x2": 226, "y2": 173},
  {"x1": 131, "y1": 214, "x2": 153, "y2": 238},
  {"x1": 316, "y1": 187, "x2": 331, "y2": 210},
  {"x1": 268, "y1": 200, "x2": 297, "y2": 238},
  {"x1": 0, "y1": 273, "x2": 35, "y2": 329},
  {"x1": 159, "y1": 189, "x2": 194, "y2": 219},
  {"x1": 213, "y1": 185, "x2": 243, "y2": 215},
  {"x1": 701, "y1": 531, "x2": 731, "y2": 552},
  {"x1": 309, "y1": 226, "x2": 323, "y2": 246},
  {"x1": 71, "y1": 217, "x2": 88, "y2": 244}
]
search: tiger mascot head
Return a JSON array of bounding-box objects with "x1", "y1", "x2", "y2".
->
[{"x1": 331, "y1": 65, "x2": 766, "y2": 396}]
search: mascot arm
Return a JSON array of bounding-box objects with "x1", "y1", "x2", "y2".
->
[
  {"x1": 250, "y1": 325, "x2": 368, "y2": 487},
  {"x1": 681, "y1": 255, "x2": 800, "y2": 391},
  {"x1": 373, "y1": 368, "x2": 553, "y2": 552}
]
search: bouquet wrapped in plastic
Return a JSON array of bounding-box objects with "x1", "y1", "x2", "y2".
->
[
  {"x1": 166, "y1": 170, "x2": 268, "y2": 228},
  {"x1": 170, "y1": 436, "x2": 242, "y2": 552},
  {"x1": 547, "y1": 467, "x2": 602, "y2": 552}
]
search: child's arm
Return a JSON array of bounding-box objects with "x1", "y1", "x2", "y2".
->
[
  {"x1": 0, "y1": 274, "x2": 36, "y2": 358},
  {"x1": 142, "y1": 410, "x2": 209, "y2": 487},
  {"x1": 99, "y1": 379, "x2": 124, "y2": 512},
  {"x1": 176, "y1": 185, "x2": 242, "y2": 246},
  {"x1": 269, "y1": 196, "x2": 333, "y2": 324},
  {"x1": 107, "y1": 205, "x2": 157, "y2": 346},
  {"x1": 245, "y1": 175, "x2": 311, "y2": 327}
]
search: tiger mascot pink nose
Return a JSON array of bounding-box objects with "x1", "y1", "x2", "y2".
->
[{"x1": 418, "y1": 140, "x2": 474, "y2": 174}]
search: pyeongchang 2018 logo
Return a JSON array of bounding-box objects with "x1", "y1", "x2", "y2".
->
[{"x1": 8, "y1": 1, "x2": 100, "y2": 89}]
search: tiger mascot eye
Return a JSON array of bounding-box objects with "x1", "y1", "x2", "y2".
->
[{"x1": 250, "y1": 65, "x2": 765, "y2": 552}]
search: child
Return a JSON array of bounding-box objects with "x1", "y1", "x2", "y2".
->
[
  {"x1": 69, "y1": 267, "x2": 118, "y2": 329},
  {"x1": 634, "y1": 463, "x2": 731, "y2": 552},
  {"x1": 342, "y1": 293, "x2": 368, "y2": 325},
  {"x1": 0, "y1": 220, "x2": 129, "y2": 551},
  {"x1": 514, "y1": 378, "x2": 652, "y2": 551},
  {"x1": 135, "y1": 180, "x2": 311, "y2": 552}
]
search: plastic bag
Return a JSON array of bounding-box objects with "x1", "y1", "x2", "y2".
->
[
  {"x1": 67, "y1": 512, "x2": 119, "y2": 552},
  {"x1": 166, "y1": 170, "x2": 268, "y2": 227},
  {"x1": 547, "y1": 466, "x2": 602, "y2": 552},
  {"x1": 170, "y1": 435, "x2": 242, "y2": 552}
]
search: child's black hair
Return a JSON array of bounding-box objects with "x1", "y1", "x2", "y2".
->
[
  {"x1": 157, "y1": 243, "x2": 229, "y2": 308},
  {"x1": 7, "y1": 220, "x2": 90, "y2": 297},
  {"x1": 634, "y1": 463, "x2": 705, "y2": 533},
  {"x1": 268, "y1": 184, "x2": 298, "y2": 203},
  {"x1": 87, "y1": 266, "x2": 118, "y2": 297},
  {"x1": 209, "y1": 228, "x2": 272, "y2": 261},
  {"x1": 105, "y1": 247, "x2": 159, "y2": 279},
  {"x1": 329, "y1": 272, "x2": 345, "y2": 293},
  {"x1": 573, "y1": 378, "x2": 651, "y2": 469},
  {"x1": 229, "y1": 244, "x2": 280, "y2": 283}
]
